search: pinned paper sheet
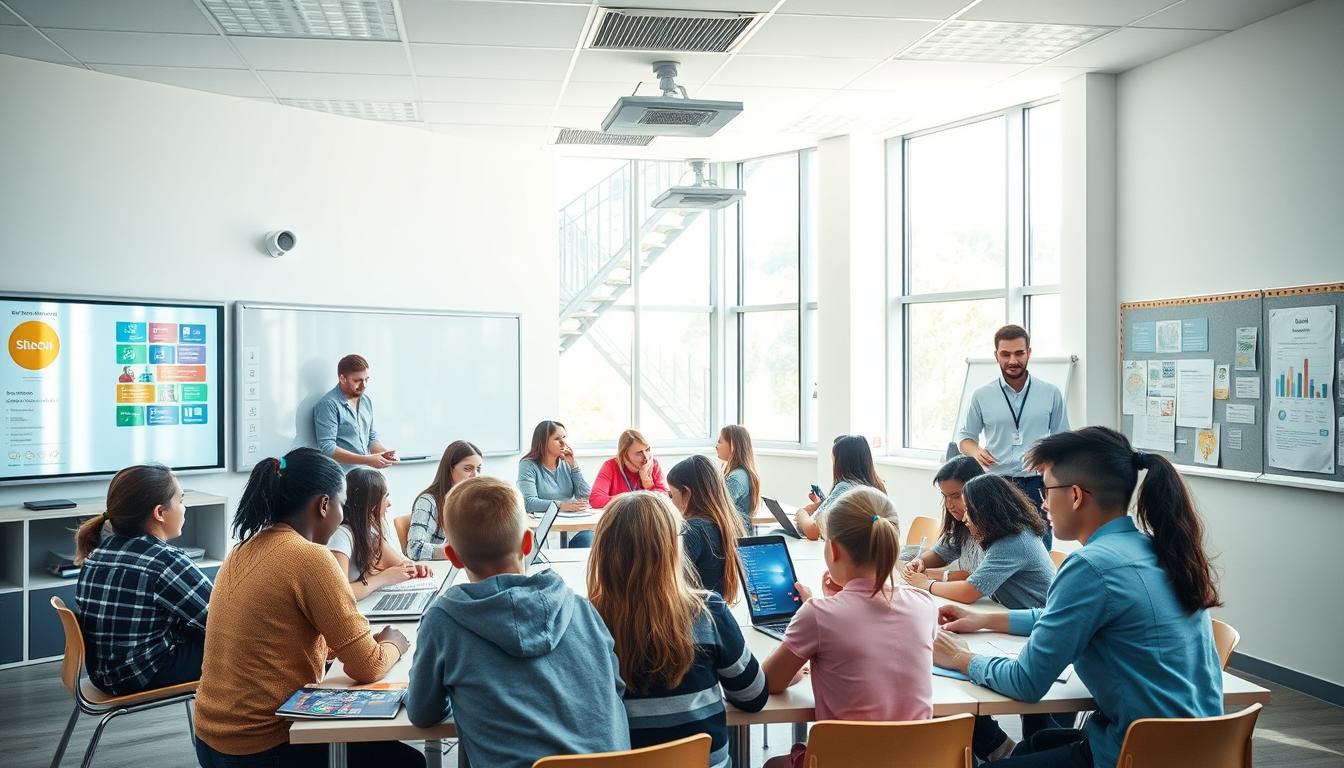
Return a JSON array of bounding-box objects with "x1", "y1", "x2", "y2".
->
[
  {"x1": 1227, "y1": 428, "x2": 1243, "y2": 451},
  {"x1": 1131, "y1": 321, "x2": 1156, "y2": 353},
  {"x1": 1176, "y1": 359, "x2": 1215, "y2": 429},
  {"x1": 1226, "y1": 404, "x2": 1256, "y2": 424},
  {"x1": 1235, "y1": 327, "x2": 1258, "y2": 370},
  {"x1": 1148, "y1": 360, "x2": 1176, "y2": 397},
  {"x1": 1156, "y1": 320, "x2": 1182, "y2": 353},
  {"x1": 1194, "y1": 424, "x2": 1221, "y2": 466},
  {"x1": 1235, "y1": 377, "x2": 1261, "y2": 399},
  {"x1": 1214, "y1": 364, "x2": 1230, "y2": 400},
  {"x1": 1134, "y1": 396, "x2": 1176, "y2": 452},
  {"x1": 1122, "y1": 360, "x2": 1147, "y2": 415}
]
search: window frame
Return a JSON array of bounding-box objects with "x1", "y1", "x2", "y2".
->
[{"x1": 886, "y1": 100, "x2": 1062, "y2": 459}]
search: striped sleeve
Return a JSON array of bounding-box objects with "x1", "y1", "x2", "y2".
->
[{"x1": 707, "y1": 596, "x2": 767, "y2": 711}]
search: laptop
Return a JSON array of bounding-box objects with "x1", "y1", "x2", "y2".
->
[
  {"x1": 357, "y1": 565, "x2": 454, "y2": 621},
  {"x1": 528, "y1": 502, "x2": 561, "y2": 567},
  {"x1": 761, "y1": 496, "x2": 802, "y2": 539},
  {"x1": 736, "y1": 534, "x2": 804, "y2": 640}
]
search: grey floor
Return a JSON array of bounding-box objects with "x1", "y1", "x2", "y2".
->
[{"x1": 4, "y1": 661, "x2": 1342, "y2": 767}]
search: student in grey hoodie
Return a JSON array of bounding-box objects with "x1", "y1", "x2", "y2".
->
[{"x1": 407, "y1": 476, "x2": 629, "y2": 768}]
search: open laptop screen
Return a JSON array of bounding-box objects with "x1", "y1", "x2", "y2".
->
[{"x1": 737, "y1": 535, "x2": 803, "y2": 625}]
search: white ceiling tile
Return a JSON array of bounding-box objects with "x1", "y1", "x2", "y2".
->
[
  {"x1": 419, "y1": 76, "x2": 561, "y2": 104},
  {"x1": 712, "y1": 55, "x2": 882, "y2": 89},
  {"x1": 848, "y1": 59, "x2": 1026, "y2": 91},
  {"x1": 1046, "y1": 27, "x2": 1224, "y2": 71},
  {"x1": 568, "y1": 50, "x2": 727, "y2": 87},
  {"x1": 429, "y1": 123, "x2": 550, "y2": 145},
  {"x1": 558, "y1": 80, "x2": 638, "y2": 108},
  {"x1": 0, "y1": 25, "x2": 81, "y2": 65},
  {"x1": 42, "y1": 29, "x2": 243, "y2": 68},
  {"x1": 257, "y1": 70, "x2": 416, "y2": 99},
  {"x1": 230, "y1": 38, "x2": 409, "y2": 75},
  {"x1": 697, "y1": 84, "x2": 833, "y2": 114},
  {"x1": 410, "y1": 44, "x2": 572, "y2": 79},
  {"x1": 421, "y1": 101, "x2": 555, "y2": 126},
  {"x1": 589, "y1": 0, "x2": 778, "y2": 10},
  {"x1": 553, "y1": 105, "x2": 611, "y2": 128},
  {"x1": 1133, "y1": 0, "x2": 1310, "y2": 31},
  {"x1": 401, "y1": 0, "x2": 590, "y2": 47},
  {"x1": 961, "y1": 0, "x2": 1173, "y2": 27},
  {"x1": 777, "y1": 1, "x2": 969, "y2": 19},
  {"x1": 3, "y1": 0, "x2": 217, "y2": 34},
  {"x1": 742, "y1": 15, "x2": 938, "y2": 58},
  {"x1": 92, "y1": 64, "x2": 272, "y2": 98}
]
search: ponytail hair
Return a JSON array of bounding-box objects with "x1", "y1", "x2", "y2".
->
[
  {"x1": 343, "y1": 467, "x2": 389, "y2": 582},
  {"x1": 820, "y1": 486, "x2": 901, "y2": 597},
  {"x1": 234, "y1": 447, "x2": 345, "y2": 542},
  {"x1": 75, "y1": 464, "x2": 178, "y2": 564},
  {"x1": 1025, "y1": 426, "x2": 1221, "y2": 613}
]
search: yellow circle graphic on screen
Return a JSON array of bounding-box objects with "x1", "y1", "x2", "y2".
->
[{"x1": 9, "y1": 321, "x2": 61, "y2": 370}]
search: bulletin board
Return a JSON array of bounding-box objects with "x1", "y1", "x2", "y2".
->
[{"x1": 1119, "y1": 283, "x2": 1343, "y2": 492}]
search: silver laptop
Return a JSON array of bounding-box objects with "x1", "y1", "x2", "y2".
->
[
  {"x1": 761, "y1": 497, "x2": 802, "y2": 539},
  {"x1": 357, "y1": 566, "x2": 454, "y2": 620},
  {"x1": 528, "y1": 502, "x2": 561, "y2": 567}
]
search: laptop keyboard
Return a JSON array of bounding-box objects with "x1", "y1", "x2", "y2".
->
[
  {"x1": 373, "y1": 592, "x2": 420, "y2": 612},
  {"x1": 758, "y1": 620, "x2": 792, "y2": 636}
]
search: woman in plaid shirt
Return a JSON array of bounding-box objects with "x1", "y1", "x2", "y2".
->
[{"x1": 74, "y1": 465, "x2": 212, "y2": 695}]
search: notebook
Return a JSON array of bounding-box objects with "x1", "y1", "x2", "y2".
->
[{"x1": 277, "y1": 686, "x2": 407, "y2": 719}]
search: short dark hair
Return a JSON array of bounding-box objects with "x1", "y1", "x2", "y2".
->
[
  {"x1": 337, "y1": 354, "x2": 369, "y2": 376},
  {"x1": 993, "y1": 324, "x2": 1030, "y2": 349}
]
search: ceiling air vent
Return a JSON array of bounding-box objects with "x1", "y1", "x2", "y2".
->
[
  {"x1": 554, "y1": 128, "x2": 654, "y2": 146},
  {"x1": 587, "y1": 8, "x2": 761, "y2": 53}
]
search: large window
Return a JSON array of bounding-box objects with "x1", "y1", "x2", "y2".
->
[
  {"x1": 733, "y1": 150, "x2": 817, "y2": 446},
  {"x1": 557, "y1": 159, "x2": 717, "y2": 446},
  {"x1": 888, "y1": 102, "x2": 1062, "y2": 454}
]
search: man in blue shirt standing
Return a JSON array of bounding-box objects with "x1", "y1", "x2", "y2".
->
[
  {"x1": 313, "y1": 354, "x2": 397, "y2": 470},
  {"x1": 958, "y1": 324, "x2": 1068, "y2": 548}
]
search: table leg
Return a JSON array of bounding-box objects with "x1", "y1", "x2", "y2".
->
[
  {"x1": 426, "y1": 739, "x2": 442, "y2": 768},
  {"x1": 560, "y1": 531, "x2": 569, "y2": 548},
  {"x1": 731, "y1": 724, "x2": 751, "y2": 768},
  {"x1": 793, "y1": 722, "x2": 807, "y2": 744},
  {"x1": 328, "y1": 742, "x2": 347, "y2": 768}
]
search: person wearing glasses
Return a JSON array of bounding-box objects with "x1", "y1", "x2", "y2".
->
[
  {"x1": 957, "y1": 324, "x2": 1068, "y2": 549},
  {"x1": 933, "y1": 427, "x2": 1223, "y2": 768}
]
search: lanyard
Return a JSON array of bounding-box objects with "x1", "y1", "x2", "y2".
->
[
  {"x1": 1000, "y1": 379, "x2": 1032, "y2": 432},
  {"x1": 621, "y1": 466, "x2": 639, "y2": 493}
]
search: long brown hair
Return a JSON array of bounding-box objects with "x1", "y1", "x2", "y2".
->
[
  {"x1": 666, "y1": 454, "x2": 746, "y2": 604},
  {"x1": 719, "y1": 425, "x2": 761, "y2": 515},
  {"x1": 75, "y1": 465, "x2": 178, "y2": 563},
  {"x1": 1025, "y1": 426, "x2": 1221, "y2": 613},
  {"x1": 831, "y1": 434, "x2": 886, "y2": 492},
  {"x1": 343, "y1": 467, "x2": 388, "y2": 583},
  {"x1": 419, "y1": 439, "x2": 483, "y2": 513},
  {"x1": 822, "y1": 486, "x2": 902, "y2": 597},
  {"x1": 589, "y1": 492, "x2": 702, "y2": 694},
  {"x1": 523, "y1": 420, "x2": 564, "y2": 463}
]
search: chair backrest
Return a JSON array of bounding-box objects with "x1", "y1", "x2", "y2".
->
[
  {"x1": 1049, "y1": 550, "x2": 1068, "y2": 569},
  {"x1": 49, "y1": 596, "x2": 85, "y2": 698},
  {"x1": 1211, "y1": 618, "x2": 1241, "y2": 670},
  {"x1": 803, "y1": 714, "x2": 974, "y2": 768},
  {"x1": 1116, "y1": 702, "x2": 1261, "y2": 768},
  {"x1": 533, "y1": 733, "x2": 710, "y2": 767},
  {"x1": 906, "y1": 516, "x2": 942, "y2": 547},
  {"x1": 393, "y1": 514, "x2": 411, "y2": 555}
]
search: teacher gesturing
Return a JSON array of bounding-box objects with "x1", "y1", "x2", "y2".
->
[{"x1": 313, "y1": 354, "x2": 397, "y2": 470}]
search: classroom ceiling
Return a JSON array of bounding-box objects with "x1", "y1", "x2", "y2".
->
[{"x1": 0, "y1": 0, "x2": 1309, "y2": 159}]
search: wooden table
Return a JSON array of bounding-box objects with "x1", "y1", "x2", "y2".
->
[{"x1": 289, "y1": 551, "x2": 1271, "y2": 768}]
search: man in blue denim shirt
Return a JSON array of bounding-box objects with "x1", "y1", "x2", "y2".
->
[
  {"x1": 313, "y1": 354, "x2": 398, "y2": 470},
  {"x1": 934, "y1": 427, "x2": 1223, "y2": 768}
]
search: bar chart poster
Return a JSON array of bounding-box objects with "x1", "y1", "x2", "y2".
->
[{"x1": 1267, "y1": 305, "x2": 1336, "y2": 473}]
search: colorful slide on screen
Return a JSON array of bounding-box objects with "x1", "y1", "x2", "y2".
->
[{"x1": 3, "y1": 297, "x2": 223, "y2": 481}]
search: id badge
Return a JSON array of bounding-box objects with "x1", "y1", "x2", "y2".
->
[{"x1": 1011, "y1": 432, "x2": 1024, "y2": 446}]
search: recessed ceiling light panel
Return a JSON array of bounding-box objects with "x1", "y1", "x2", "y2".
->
[
  {"x1": 901, "y1": 21, "x2": 1111, "y2": 64},
  {"x1": 279, "y1": 99, "x2": 419, "y2": 121},
  {"x1": 202, "y1": 0, "x2": 400, "y2": 40}
]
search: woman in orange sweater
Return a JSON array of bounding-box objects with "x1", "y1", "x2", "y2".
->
[{"x1": 194, "y1": 448, "x2": 423, "y2": 767}]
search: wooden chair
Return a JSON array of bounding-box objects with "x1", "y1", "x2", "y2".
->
[
  {"x1": 1049, "y1": 550, "x2": 1068, "y2": 569},
  {"x1": 801, "y1": 714, "x2": 975, "y2": 767},
  {"x1": 1115, "y1": 702, "x2": 1261, "y2": 768},
  {"x1": 393, "y1": 514, "x2": 412, "y2": 555},
  {"x1": 905, "y1": 516, "x2": 942, "y2": 547},
  {"x1": 49, "y1": 596, "x2": 198, "y2": 768},
  {"x1": 1212, "y1": 618, "x2": 1241, "y2": 670},
  {"x1": 532, "y1": 733, "x2": 710, "y2": 767}
]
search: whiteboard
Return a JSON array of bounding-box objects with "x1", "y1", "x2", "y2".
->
[
  {"x1": 234, "y1": 302, "x2": 520, "y2": 471},
  {"x1": 948, "y1": 356, "x2": 1077, "y2": 459}
]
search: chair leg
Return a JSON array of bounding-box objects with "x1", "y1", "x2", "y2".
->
[
  {"x1": 79, "y1": 708, "x2": 125, "y2": 768},
  {"x1": 184, "y1": 700, "x2": 195, "y2": 739},
  {"x1": 50, "y1": 704, "x2": 80, "y2": 768}
]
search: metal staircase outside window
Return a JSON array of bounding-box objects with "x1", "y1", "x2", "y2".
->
[{"x1": 557, "y1": 161, "x2": 709, "y2": 439}]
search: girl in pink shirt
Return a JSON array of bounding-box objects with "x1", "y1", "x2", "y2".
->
[
  {"x1": 762, "y1": 486, "x2": 938, "y2": 768},
  {"x1": 588, "y1": 429, "x2": 668, "y2": 509}
]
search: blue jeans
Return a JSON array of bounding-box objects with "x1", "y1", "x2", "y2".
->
[
  {"x1": 973, "y1": 713, "x2": 1070, "y2": 760},
  {"x1": 1008, "y1": 475, "x2": 1052, "y2": 551},
  {"x1": 195, "y1": 738, "x2": 424, "y2": 767},
  {"x1": 565, "y1": 530, "x2": 594, "y2": 548},
  {"x1": 987, "y1": 728, "x2": 1092, "y2": 767}
]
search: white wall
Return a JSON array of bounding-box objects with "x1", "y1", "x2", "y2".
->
[
  {"x1": 1117, "y1": 0, "x2": 1344, "y2": 685},
  {"x1": 0, "y1": 54, "x2": 557, "y2": 517}
]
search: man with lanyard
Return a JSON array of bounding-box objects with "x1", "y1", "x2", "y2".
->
[
  {"x1": 313, "y1": 354, "x2": 398, "y2": 471},
  {"x1": 957, "y1": 325, "x2": 1069, "y2": 548}
]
